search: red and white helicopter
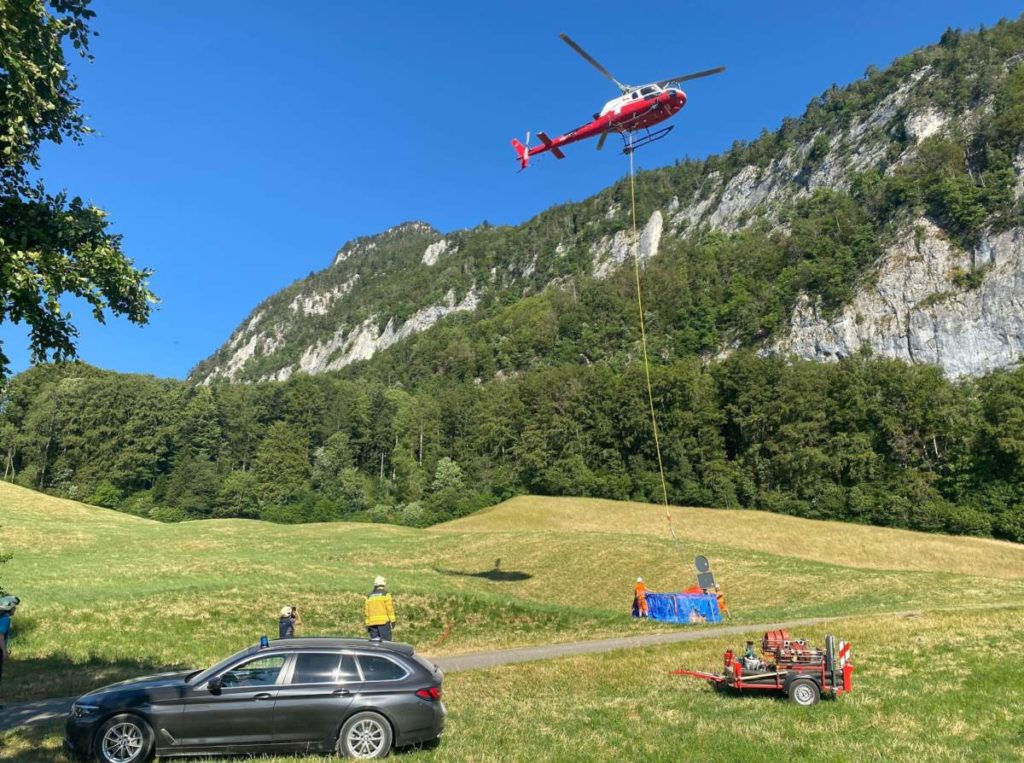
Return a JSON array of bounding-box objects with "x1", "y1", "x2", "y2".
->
[{"x1": 512, "y1": 34, "x2": 724, "y2": 169}]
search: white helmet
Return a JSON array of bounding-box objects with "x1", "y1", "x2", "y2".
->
[
  {"x1": 0, "y1": 595, "x2": 19, "y2": 612},
  {"x1": 636, "y1": 577, "x2": 644, "y2": 583},
  {"x1": 280, "y1": 605, "x2": 293, "y2": 618},
  {"x1": 374, "y1": 575, "x2": 387, "y2": 588}
]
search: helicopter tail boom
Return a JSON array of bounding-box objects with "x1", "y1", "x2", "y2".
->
[{"x1": 511, "y1": 136, "x2": 529, "y2": 169}]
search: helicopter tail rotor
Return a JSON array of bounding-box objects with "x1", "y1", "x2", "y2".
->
[{"x1": 511, "y1": 132, "x2": 530, "y2": 170}]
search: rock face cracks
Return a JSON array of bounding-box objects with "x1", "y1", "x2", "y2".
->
[
  {"x1": 773, "y1": 222, "x2": 1024, "y2": 377},
  {"x1": 590, "y1": 211, "x2": 663, "y2": 280}
]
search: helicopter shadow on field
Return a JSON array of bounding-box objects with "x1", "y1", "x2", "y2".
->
[{"x1": 433, "y1": 558, "x2": 533, "y2": 583}]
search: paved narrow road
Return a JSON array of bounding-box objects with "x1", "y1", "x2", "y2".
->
[{"x1": 0, "y1": 613, "x2": 881, "y2": 734}]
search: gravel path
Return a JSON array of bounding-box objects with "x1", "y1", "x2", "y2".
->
[
  {"x1": 1, "y1": 613, "x2": 892, "y2": 734},
  {"x1": 425, "y1": 615, "x2": 851, "y2": 672}
]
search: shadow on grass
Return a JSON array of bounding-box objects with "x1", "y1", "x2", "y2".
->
[
  {"x1": 434, "y1": 558, "x2": 532, "y2": 582},
  {"x1": 1, "y1": 652, "x2": 186, "y2": 705},
  {"x1": 0, "y1": 720, "x2": 70, "y2": 762},
  {"x1": 0, "y1": 721, "x2": 442, "y2": 763}
]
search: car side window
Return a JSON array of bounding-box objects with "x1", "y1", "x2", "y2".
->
[
  {"x1": 221, "y1": 655, "x2": 287, "y2": 688},
  {"x1": 358, "y1": 655, "x2": 407, "y2": 682},
  {"x1": 338, "y1": 654, "x2": 360, "y2": 682},
  {"x1": 291, "y1": 653, "x2": 341, "y2": 684}
]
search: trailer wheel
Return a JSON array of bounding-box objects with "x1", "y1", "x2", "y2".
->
[{"x1": 788, "y1": 678, "x2": 820, "y2": 706}]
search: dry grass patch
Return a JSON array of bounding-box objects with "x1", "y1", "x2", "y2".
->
[{"x1": 439, "y1": 496, "x2": 1024, "y2": 578}]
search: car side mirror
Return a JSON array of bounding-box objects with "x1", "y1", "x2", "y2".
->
[{"x1": 208, "y1": 676, "x2": 223, "y2": 696}]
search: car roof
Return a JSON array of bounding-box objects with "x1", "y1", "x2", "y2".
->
[{"x1": 264, "y1": 637, "x2": 415, "y2": 657}]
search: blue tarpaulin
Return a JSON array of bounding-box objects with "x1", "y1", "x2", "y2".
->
[{"x1": 634, "y1": 592, "x2": 722, "y2": 624}]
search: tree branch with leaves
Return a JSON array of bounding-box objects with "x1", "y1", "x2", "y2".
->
[{"x1": 0, "y1": 0, "x2": 156, "y2": 376}]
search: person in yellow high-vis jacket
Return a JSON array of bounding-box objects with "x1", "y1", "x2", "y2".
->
[{"x1": 364, "y1": 576, "x2": 396, "y2": 641}]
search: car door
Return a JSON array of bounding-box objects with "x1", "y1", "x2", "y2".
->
[
  {"x1": 272, "y1": 651, "x2": 359, "y2": 750},
  {"x1": 179, "y1": 653, "x2": 289, "y2": 751}
]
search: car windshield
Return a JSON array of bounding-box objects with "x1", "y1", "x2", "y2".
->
[{"x1": 190, "y1": 645, "x2": 259, "y2": 686}]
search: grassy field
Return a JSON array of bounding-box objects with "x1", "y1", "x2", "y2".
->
[
  {"x1": 4, "y1": 607, "x2": 1023, "y2": 762},
  {"x1": 1, "y1": 482, "x2": 1023, "y2": 760}
]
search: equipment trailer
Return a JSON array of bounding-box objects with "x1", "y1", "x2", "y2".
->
[{"x1": 673, "y1": 629, "x2": 853, "y2": 705}]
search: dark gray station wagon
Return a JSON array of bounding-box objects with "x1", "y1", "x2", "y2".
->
[{"x1": 64, "y1": 638, "x2": 445, "y2": 761}]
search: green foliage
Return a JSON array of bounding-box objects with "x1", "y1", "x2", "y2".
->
[
  {"x1": 215, "y1": 470, "x2": 260, "y2": 518},
  {"x1": 431, "y1": 457, "x2": 465, "y2": 493},
  {"x1": 312, "y1": 431, "x2": 354, "y2": 492},
  {"x1": 13, "y1": 350, "x2": 1024, "y2": 540},
  {"x1": 87, "y1": 479, "x2": 122, "y2": 509},
  {"x1": 159, "y1": 455, "x2": 219, "y2": 516},
  {"x1": 0, "y1": 1, "x2": 156, "y2": 376},
  {"x1": 254, "y1": 422, "x2": 311, "y2": 505},
  {"x1": 951, "y1": 264, "x2": 991, "y2": 290},
  {"x1": 148, "y1": 505, "x2": 190, "y2": 523}
]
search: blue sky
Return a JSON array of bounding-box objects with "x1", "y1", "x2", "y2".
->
[{"x1": 2, "y1": 0, "x2": 1021, "y2": 379}]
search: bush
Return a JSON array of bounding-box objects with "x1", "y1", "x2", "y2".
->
[
  {"x1": 149, "y1": 506, "x2": 190, "y2": 523},
  {"x1": 259, "y1": 504, "x2": 308, "y2": 524},
  {"x1": 993, "y1": 506, "x2": 1024, "y2": 543},
  {"x1": 400, "y1": 501, "x2": 426, "y2": 527},
  {"x1": 942, "y1": 506, "x2": 992, "y2": 537},
  {"x1": 120, "y1": 490, "x2": 156, "y2": 516},
  {"x1": 88, "y1": 480, "x2": 124, "y2": 509},
  {"x1": 215, "y1": 471, "x2": 261, "y2": 519}
]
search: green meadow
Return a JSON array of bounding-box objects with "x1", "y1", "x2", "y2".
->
[{"x1": 1, "y1": 482, "x2": 1023, "y2": 760}]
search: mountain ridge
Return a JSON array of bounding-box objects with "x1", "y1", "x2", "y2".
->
[{"x1": 192, "y1": 18, "x2": 1024, "y2": 385}]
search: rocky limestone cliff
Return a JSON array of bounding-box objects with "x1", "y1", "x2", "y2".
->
[{"x1": 773, "y1": 219, "x2": 1024, "y2": 377}]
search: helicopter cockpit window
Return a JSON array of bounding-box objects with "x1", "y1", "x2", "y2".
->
[{"x1": 640, "y1": 86, "x2": 657, "y2": 96}]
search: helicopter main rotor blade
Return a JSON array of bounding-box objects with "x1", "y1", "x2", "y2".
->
[
  {"x1": 655, "y1": 66, "x2": 726, "y2": 88},
  {"x1": 559, "y1": 33, "x2": 629, "y2": 93}
]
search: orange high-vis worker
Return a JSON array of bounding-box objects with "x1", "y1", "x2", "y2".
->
[{"x1": 634, "y1": 577, "x2": 649, "y2": 618}]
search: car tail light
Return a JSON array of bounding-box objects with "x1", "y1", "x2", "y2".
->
[{"x1": 415, "y1": 686, "x2": 442, "y2": 701}]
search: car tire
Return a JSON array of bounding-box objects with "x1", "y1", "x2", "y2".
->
[
  {"x1": 93, "y1": 714, "x2": 154, "y2": 763},
  {"x1": 337, "y1": 711, "x2": 393, "y2": 759},
  {"x1": 788, "y1": 678, "x2": 820, "y2": 706}
]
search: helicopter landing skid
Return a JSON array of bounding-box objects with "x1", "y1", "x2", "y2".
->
[{"x1": 621, "y1": 125, "x2": 674, "y2": 154}]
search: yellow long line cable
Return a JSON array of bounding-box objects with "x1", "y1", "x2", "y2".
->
[{"x1": 626, "y1": 147, "x2": 676, "y2": 540}]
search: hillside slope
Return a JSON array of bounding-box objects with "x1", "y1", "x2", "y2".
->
[
  {"x1": 2, "y1": 481, "x2": 1022, "y2": 704},
  {"x1": 439, "y1": 496, "x2": 1024, "y2": 579},
  {"x1": 193, "y1": 18, "x2": 1024, "y2": 384}
]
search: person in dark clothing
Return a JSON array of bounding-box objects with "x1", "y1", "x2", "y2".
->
[
  {"x1": 0, "y1": 595, "x2": 19, "y2": 710},
  {"x1": 278, "y1": 605, "x2": 301, "y2": 638}
]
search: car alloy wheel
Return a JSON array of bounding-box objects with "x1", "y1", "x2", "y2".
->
[
  {"x1": 100, "y1": 721, "x2": 144, "y2": 763},
  {"x1": 340, "y1": 711, "x2": 393, "y2": 759},
  {"x1": 348, "y1": 717, "x2": 386, "y2": 757}
]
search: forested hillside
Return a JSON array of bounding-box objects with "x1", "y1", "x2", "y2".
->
[
  {"x1": 3, "y1": 355, "x2": 1024, "y2": 541},
  {"x1": 3, "y1": 19, "x2": 1024, "y2": 542}
]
